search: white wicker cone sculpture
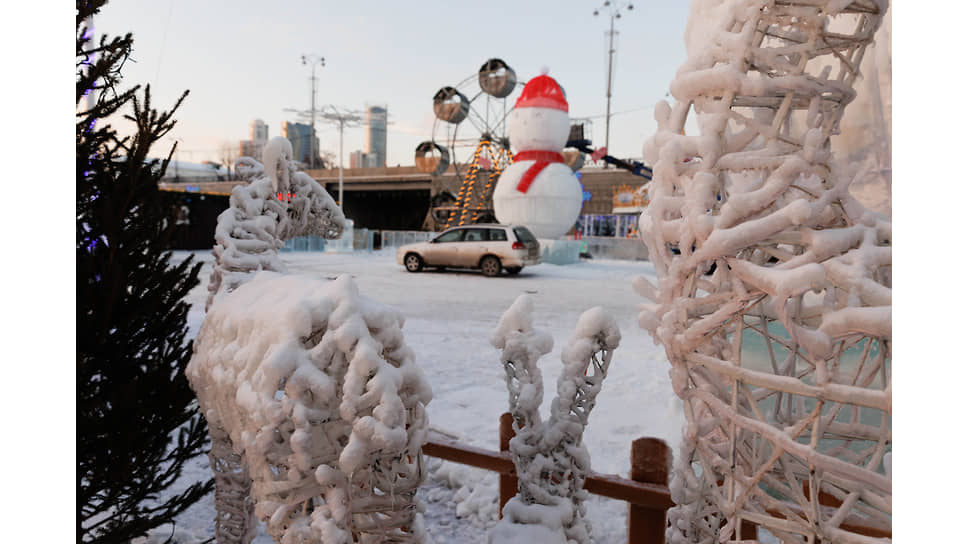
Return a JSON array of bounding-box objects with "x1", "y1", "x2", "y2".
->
[
  {"x1": 489, "y1": 295, "x2": 621, "y2": 544},
  {"x1": 188, "y1": 138, "x2": 432, "y2": 543},
  {"x1": 636, "y1": 1, "x2": 891, "y2": 542}
]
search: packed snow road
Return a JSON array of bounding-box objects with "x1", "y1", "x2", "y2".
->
[{"x1": 154, "y1": 250, "x2": 684, "y2": 543}]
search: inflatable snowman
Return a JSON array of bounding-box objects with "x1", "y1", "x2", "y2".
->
[{"x1": 493, "y1": 71, "x2": 582, "y2": 239}]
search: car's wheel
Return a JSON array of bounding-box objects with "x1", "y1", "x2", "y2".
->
[
  {"x1": 480, "y1": 255, "x2": 501, "y2": 277},
  {"x1": 404, "y1": 253, "x2": 424, "y2": 273},
  {"x1": 505, "y1": 266, "x2": 522, "y2": 275}
]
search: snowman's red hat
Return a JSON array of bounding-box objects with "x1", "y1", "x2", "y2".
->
[{"x1": 514, "y1": 74, "x2": 568, "y2": 112}]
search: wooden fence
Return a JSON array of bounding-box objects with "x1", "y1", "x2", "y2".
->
[{"x1": 422, "y1": 412, "x2": 891, "y2": 543}]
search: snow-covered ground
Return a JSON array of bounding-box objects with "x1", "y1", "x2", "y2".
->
[{"x1": 140, "y1": 249, "x2": 684, "y2": 543}]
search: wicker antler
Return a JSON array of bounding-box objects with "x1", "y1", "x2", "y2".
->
[{"x1": 490, "y1": 296, "x2": 621, "y2": 543}]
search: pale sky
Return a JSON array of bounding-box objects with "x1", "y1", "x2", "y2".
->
[{"x1": 93, "y1": 0, "x2": 692, "y2": 167}]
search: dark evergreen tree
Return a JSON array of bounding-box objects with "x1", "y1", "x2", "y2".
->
[{"x1": 77, "y1": 1, "x2": 213, "y2": 542}]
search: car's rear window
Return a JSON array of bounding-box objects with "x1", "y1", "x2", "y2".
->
[
  {"x1": 488, "y1": 229, "x2": 508, "y2": 241},
  {"x1": 512, "y1": 227, "x2": 537, "y2": 243},
  {"x1": 435, "y1": 229, "x2": 464, "y2": 243}
]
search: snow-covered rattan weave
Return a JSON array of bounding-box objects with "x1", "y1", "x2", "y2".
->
[
  {"x1": 189, "y1": 139, "x2": 432, "y2": 543},
  {"x1": 636, "y1": 1, "x2": 891, "y2": 542}
]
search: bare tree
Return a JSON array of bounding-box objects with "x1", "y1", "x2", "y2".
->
[
  {"x1": 320, "y1": 149, "x2": 337, "y2": 170},
  {"x1": 219, "y1": 141, "x2": 238, "y2": 178}
]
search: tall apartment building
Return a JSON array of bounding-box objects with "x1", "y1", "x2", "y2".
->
[
  {"x1": 251, "y1": 118, "x2": 268, "y2": 142},
  {"x1": 365, "y1": 106, "x2": 387, "y2": 168},
  {"x1": 281, "y1": 121, "x2": 321, "y2": 167},
  {"x1": 239, "y1": 118, "x2": 269, "y2": 160},
  {"x1": 349, "y1": 150, "x2": 366, "y2": 169}
]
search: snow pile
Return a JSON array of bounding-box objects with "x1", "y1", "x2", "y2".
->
[
  {"x1": 637, "y1": 1, "x2": 891, "y2": 542},
  {"x1": 429, "y1": 460, "x2": 500, "y2": 523},
  {"x1": 187, "y1": 272, "x2": 432, "y2": 543},
  {"x1": 207, "y1": 137, "x2": 345, "y2": 309},
  {"x1": 489, "y1": 295, "x2": 621, "y2": 544}
]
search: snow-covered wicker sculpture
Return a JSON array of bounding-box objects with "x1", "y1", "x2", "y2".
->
[
  {"x1": 636, "y1": 1, "x2": 890, "y2": 542},
  {"x1": 207, "y1": 136, "x2": 345, "y2": 310},
  {"x1": 489, "y1": 295, "x2": 621, "y2": 544},
  {"x1": 190, "y1": 138, "x2": 432, "y2": 543},
  {"x1": 188, "y1": 273, "x2": 433, "y2": 543}
]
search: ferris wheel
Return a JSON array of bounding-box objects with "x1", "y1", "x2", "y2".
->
[{"x1": 415, "y1": 59, "x2": 522, "y2": 228}]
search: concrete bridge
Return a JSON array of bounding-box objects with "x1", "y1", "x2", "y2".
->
[{"x1": 158, "y1": 164, "x2": 648, "y2": 231}]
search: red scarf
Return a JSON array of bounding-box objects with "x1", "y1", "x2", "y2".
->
[{"x1": 513, "y1": 150, "x2": 565, "y2": 193}]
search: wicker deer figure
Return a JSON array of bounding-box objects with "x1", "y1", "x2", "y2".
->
[
  {"x1": 636, "y1": 1, "x2": 891, "y2": 542},
  {"x1": 188, "y1": 138, "x2": 432, "y2": 543}
]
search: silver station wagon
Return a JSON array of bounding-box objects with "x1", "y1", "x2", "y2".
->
[{"x1": 396, "y1": 224, "x2": 541, "y2": 277}]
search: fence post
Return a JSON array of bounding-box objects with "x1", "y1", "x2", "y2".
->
[
  {"x1": 499, "y1": 412, "x2": 517, "y2": 519},
  {"x1": 629, "y1": 437, "x2": 671, "y2": 544},
  {"x1": 739, "y1": 519, "x2": 757, "y2": 540}
]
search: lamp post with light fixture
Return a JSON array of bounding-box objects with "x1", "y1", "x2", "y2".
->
[
  {"x1": 301, "y1": 54, "x2": 325, "y2": 169},
  {"x1": 320, "y1": 106, "x2": 364, "y2": 211},
  {"x1": 593, "y1": 1, "x2": 634, "y2": 162}
]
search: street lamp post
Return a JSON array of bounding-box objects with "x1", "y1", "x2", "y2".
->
[
  {"x1": 594, "y1": 1, "x2": 634, "y2": 163},
  {"x1": 320, "y1": 106, "x2": 363, "y2": 211},
  {"x1": 301, "y1": 54, "x2": 325, "y2": 169}
]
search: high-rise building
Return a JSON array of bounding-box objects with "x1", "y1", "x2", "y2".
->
[
  {"x1": 365, "y1": 106, "x2": 387, "y2": 168},
  {"x1": 239, "y1": 140, "x2": 262, "y2": 160},
  {"x1": 250, "y1": 119, "x2": 268, "y2": 143},
  {"x1": 239, "y1": 118, "x2": 269, "y2": 160},
  {"x1": 349, "y1": 150, "x2": 366, "y2": 169},
  {"x1": 281, "y1": 121, "x2": 321, "y2": 167}
]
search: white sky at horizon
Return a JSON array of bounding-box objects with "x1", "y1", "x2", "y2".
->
[{"x1": 93, "y1": 0, "x2": 691, "y2": 167}]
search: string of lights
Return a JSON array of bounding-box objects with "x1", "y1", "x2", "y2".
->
[{"x1": 450, "y1": 139, "x2": 510, "y2": 227}]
